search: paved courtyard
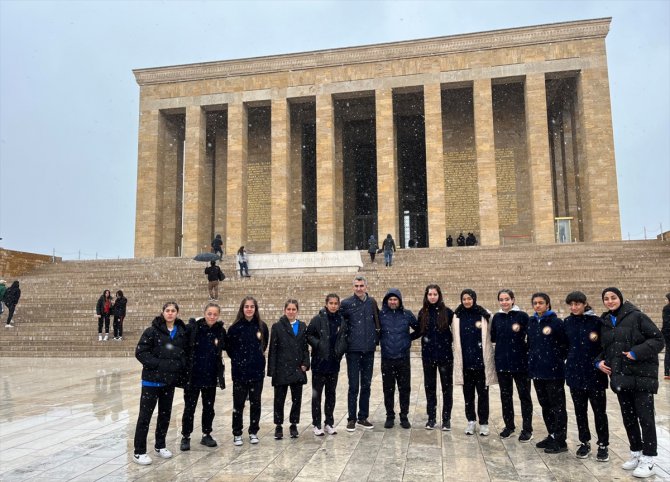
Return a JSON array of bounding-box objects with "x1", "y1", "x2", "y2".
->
[{"x1": 0, "y1": 356, "x2": 668, "y2": 481}]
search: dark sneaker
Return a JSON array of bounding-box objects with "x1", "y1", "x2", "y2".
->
[
  {"x1": 384, "y1": 418, "x2": 394, "y2": 429},
  {"x1": 576, "y1": 442, "x2": 591, "y2": 459},
  {"x1": 518, "y1": 430, "x2": 533, "y2": 443},
  {"x1": 180, "y1": 437, "x2": 190, "y2": 451},
  {"x1": 346, "y1": 420, "x2": 356, "y2": 432},
  {"x1": 499, "y1": 427, "x2": 515, "y2": 439},
  {"x1": 535, "y1": 436, "x2": 552, "y2": 449},
  {"x1": 274, "y1": 425, "x2": 283, "y2": 440},
  {"x1": 441, "y1": 420, "x2": 451, "y2": 431},
  {"x1": 425, "y1": 420, "x2": 436, "y2": 430},
  {"x1": 596, "y1": 444, "x2": 609, "y2": 462},
  {"x1": 400, "y1": 418, "x2": 411, "y2": 429},
  {"x1": 200, "y1": 434, "x2": 217, "y2": 447},
  {"x1": 289, "y1": 424, "x2": 299, "y2": 438},
  {"x1": 544, "y1": 439, "x2": 568, "y2": 454},
  {"x1": 356, "y1": 419, "x2": 374, "y2": 430}
]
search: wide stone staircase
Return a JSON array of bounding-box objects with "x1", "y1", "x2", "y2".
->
[{"x1": 1, "y1": 240, "x2": 668, "y2": 357}]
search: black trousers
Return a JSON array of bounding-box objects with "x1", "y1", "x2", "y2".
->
[
  {"x1": 97, "y1": 314, "x2": 110, "y2": 334},
  {"x1": 133, "y1": 385, "x2": 175, "y2": 454},
  {"x1": 5, "y1": 304, "x2": 16, "y2": 324},
  {"x1": 498, "y1": 371, "x2": 533, "y2": 432},
  {"x1": 274, "y1": 382, "x2": 303, "y2": 425},
  {"x1": 533, "y1": 378, "x2": 567, "y2": 442},
  {"x1": 312, "y1": 372, "x2": 338, "y2": 427},
  {"x1": 422, "y1": 359, "x2": 453, "y2": 423},
  {"x1": 232, "y1": 379, "x2": 263, "y2": 436},
  {"x1": 463, "y1": 368, "x2": 489, "y2": 424},
  {"x1": 182, "y1": 385, "x2": 217, "y2": 437},
  {"x1": 381, "y1": 357, "x2": 411, "y2": 419},
  {"x1": 570, "y1": 387, "x2": 609, "y2": 445},
  {"x1": 113, "y1": 315, "x2": 124, "y2": 338},
  {"x1": 616, "y1": 390, "x2": 657, "y2": 456},
  {"x1": 664, "y1": 336, "x2": 670, "y2": 376}
]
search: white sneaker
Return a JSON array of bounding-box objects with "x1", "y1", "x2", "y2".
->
[
  {"x1": 154, "y1": 448, "x2": 172, "y2": 459},
  {"x1": 465, "y1": 421, "x2": 476, "y2": 435},
  {"x1": 98, "y1": 335, "x2": 103, "y2": 341},
  {"x1": 479, "y1": 424, "x2": 490, "y2": 436},
  {"x1": 632, "y1": 455, "x2": 655, "y2": 478},
  {"x1": 313, "y1": 426, "x2": 325, "y2": 436},
  {"x1": 622, "y1": 450, "x2": 642, "y2": 470},
  {"x1": 249, "y1": 434, "x2": 259, "y2": 444},
  {"x1": 4, "y1": 324, "x2": 11, "y2": 329},
  {"x1": 132, "y1": 453, "x2": 152, "y2": 465},
  {"x1": 103, "y1": 334, "x2": 109, "y2": 341},
  {"x1": 324, "y1": 424, "x2": 337, "y2": 435},
  {"x1": 233, "y1": 435, "x2": 243, "y2": 446}
]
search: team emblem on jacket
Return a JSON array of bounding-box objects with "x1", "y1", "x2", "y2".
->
[
  {"x1": 475, "y1": 321, "x2": 482, "y2": 329},
  {"x1": 512, "y1": 323, "x2": 520, "y2": 332},
  {"x1": 256, "y1": 331, "x2": 262, "y2": 340},
  {"x1": 542, "y1": 326, "x2": 552, "y2": 335},
  {"x1": 214, "y1": 338, "x2": 219, "y2": 346},
  {"x1": 589, "y1": 331, "x2": 599, "y2": 342}
]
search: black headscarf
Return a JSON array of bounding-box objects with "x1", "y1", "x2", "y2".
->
[
  {"x1": 601, "y1": 287, "x2": 624, "y2": 315},
  {"x1": 455, "y1": 288, "x2": 490, "y2": 320}
]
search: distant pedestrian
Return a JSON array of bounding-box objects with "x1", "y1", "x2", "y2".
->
[
  {"x1": 96, "y1": 289, "x2": 113, "y2": 340},
  {"x1": 204, "y1": 261, "x2": 224, "y2": 300},
  {"x1": 662, "y1": 292, "x2": 670, "y2": 380},
  {"x1": 0, "y1": 279, "x2": 7, "y2": 318},
  {"x1": 211, "y1": 234, "x2": 223, "y2": 259},
  {"x1": 456, "y1": 233, "x2": 465, "y2": 246},
  {"x1": 382, "y1": 233, "x2": 396, "y2": 267},
  {"x1": 3, "y1": 281, "x2": 20, "y2": 328},
  {"x1": 446, "y1": 235, "x2": 453, "y2": 247},
  {"x1": 236, "y1": 246, "x2": 251, "y2": 277},
  {"x1": 367, "y1": 235, "x2": 379, "y2": 263},
  {"x1": 112, "y1": 290, "x2": 127, "y2": 341}
]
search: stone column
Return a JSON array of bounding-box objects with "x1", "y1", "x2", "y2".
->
[
  {"x1": 271, "y1": 96, "x2": 290, "y2": 252},
  {"x1": 576, "y1": 65, "x2": 621, "y2": 241},
  {"x1": 134, "y1": 109, "x2": 163, "y2": 258},
  {"x1": 473, "y1": 79, "x2": 500, "y2": 245},
  {"x1": 316, "y1": 93, "x2": 338, "y2": 251},
  {"x1": 423, "y1": 84, "x2": 446, "y2": 247},
  {"x1": 524, "y1": 73, "x2": 555, "y2": 244},
  {"x1": 375, "y1": 88, "x2": 399, "y2": 242},
  {"x1": 226, "y1": 102, "x2": 248, "y2": 254},
  {"x1": 182, "y1": 105, "x2": 211, "y2": 257},
  {"x1": 213, "y1": 121, "x2": 227, "y2": 245}
]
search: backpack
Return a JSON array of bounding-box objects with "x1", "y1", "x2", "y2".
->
[{"x1": 218, "y1": 269, "x2": 225, "y2": 281}]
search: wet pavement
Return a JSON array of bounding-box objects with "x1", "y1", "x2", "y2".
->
[{"x1": 0, "y1": 356, "x2": 668, "y2": 481}]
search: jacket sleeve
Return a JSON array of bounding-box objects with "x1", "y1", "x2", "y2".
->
[
  {"x1": 408, "y1": 311, "x2": 422, "y2": 341},
  {"x1": 662, "y1": 306, "x2": 670, "y2": 337},
  {"x1": 261, "y1": 322, "x2": 269, "y2": 353},
  {"x1": 306, "y1": 315, "x2": 320, "y2": 350},
  {"x1": 490, "y1": 316, "x2": 497, "y2": 343},
  {"x1": 96, "y1": 297, "x2": 103, "y2": 316},
  {"x1": 301, "y1": 324, "x2": 310, "y2": 370},
  {"x1": 267, "y1": 324, "x2": 278, "y2": 377},
  {"x1": 630, "y1": 312, "x2": 665, "y2": 360},
  {"x1": 135, "y1": 327, "x2": 160, "y2": 369}
]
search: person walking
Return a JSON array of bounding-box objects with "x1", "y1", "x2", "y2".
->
[
  {"x1": 382, "y1": 234, "x2": 396, "y2": 267},
  {"x1": 340, "y1": 276, "x2": 380, "y2": 431},
  {"x1": 306, "y1": 294, "x2": 344, "y2": 436},
  {"x1": 453, "y1": 289, "x2": 496, "y2": 436},
  {"x1": 597, "y1": 287, "x2": 664, "y2": 478},
  {"x1": 112, "y1": 290, "x2": 127, "y2": 341},
  {"x1": 226, "y1": 296, "x2": 269, "y2": 446},
  {"x1": 268, "y1": 300, "x2": 310, "y2": 440},
  {"x1": 564, "y1": 291, "x2": 609, "y2": 462},
  {"x1": 490, "y1": 289, "x2": 533, "y2": 443},
  {"x1": 236, "y1": 246, "x2": 251, "y2": 277},
  {"x1": 367, "y1": 235, "x2": 379, "y2": 263},
  {"x1": 180, "y1": 303, "x2": 226, "y2": 451},
  {"x1": 132, "y1": 301, "x2": 187, "y2": 465},
  {"x1": 528, "y1": 292, "x2": 568, "y2": 454},
  {"x1": 204, "y1": 261, "x2": 224, "y2": 301},
  {"x1": 211, "y1": 234, "x2": 223, "y2": 259},
  {"x1": 378, "y1": 288, "x2": 419, "y2": 429},
  {"x1": 418, "y1": 284, "x2": 454, "y2": 431},
  {"x1": 3, "y1": 281, "x2": 21, "y2": 328},
  {"x1": 662, "y1": 292, "x2": 670, "y2": 380},
  {"x1": 96, "y1": 289, "x2": 113, "y2": 340}
]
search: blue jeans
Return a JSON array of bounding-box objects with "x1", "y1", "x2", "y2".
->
[
  {"x1": 346, "y1": 351, "x2": 375, "y2": 421},
  {"x1": 384, "y1": 250, "x2": 393, "y2": 266}
]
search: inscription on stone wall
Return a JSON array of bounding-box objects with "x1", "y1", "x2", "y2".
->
[
  {"x1": 495, "y1": 147, "x2": 519, "y2": 227},
  {"x1": 444, "y1": 148, "x2": 479, "y2": 231},
  {"x1": 247, "y1": 161, "x2": 271, "y2": 242}
]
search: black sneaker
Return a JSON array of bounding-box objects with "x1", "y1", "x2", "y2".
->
[
  {"x1": 544, "y1": 439, "x2": 568, "y2": 454},
  {"x1": 400, "y1": 418, "x2": 411, "y2": 429},
  {"x1": 346, "y1": 420, "x2": 356, "y2": 432},
  {"x1": 356, "y1": 419, "x2": 374, "y2": 430},
  {"x1": 596, "y1": 444, "x2": 609, "y2": 462},
  {"x1": 200, "y1": 434, "x2": 217, "y2": 447},
  {"x1": 180, "y1": 437, "x2": 190, "y2": 451},
  {"x1": 425, "y1": 420, "x2": 436, "y2": 430},
  {"x1": 535, "y1": 436, "x2": 552, "y2": 449},
  {"x1": 441, "y1": 420, "x2": 451, "y2": 431},
  {"x1": 289, "y1": 424, "x2": 299, "y2": 438},
  {"x1": 384, "y1": 418, "x2": 394, "y2": 429},
  {"x1": 500, "y1": 427, "x2": 515, "y2": 439},
  {"x1": 576, "y1": 442, "x2": 591, "y2": 459},
  {"x1": 274, "y1": 425, "x2": 283, "y2": 440},
  {"x1": 518, "y1": 430, "x2": 533, "y2": 443}
]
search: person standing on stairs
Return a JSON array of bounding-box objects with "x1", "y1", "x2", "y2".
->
[{"x1": 96, "y1": 289, "x2": 113, "y2": 341}]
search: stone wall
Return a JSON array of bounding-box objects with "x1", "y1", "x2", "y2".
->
[{"x1": 0, "y1": 248, "x2": 61, "y2": 279}]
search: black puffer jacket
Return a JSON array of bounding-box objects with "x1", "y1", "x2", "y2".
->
[
  {"x1": 135, "y1": 316, "x2": 188, "y2": 387},
  {"x1": 267, "y1": 316, "x2": 310, "y2": 386},
  {"x1": 113, "y1": 297, "x2": 127, "y2": 317},
  {"x1": 597, "y1": 301, "x2": 664, "y2": 393},
  {"x1": 184, "y1": 317, "x2": 226, "y2": 389},
  {"x1": 307, "y1": 308, "x2": 344, "y2": 372}
]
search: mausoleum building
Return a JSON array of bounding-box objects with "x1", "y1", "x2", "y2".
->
[{"x1": 133, "y1": 17, "x2": 620, "y2": 257}]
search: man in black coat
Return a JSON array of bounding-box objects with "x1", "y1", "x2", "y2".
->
[{"x1": 204, "y1": 261, "x2": 223, "y2": 301}]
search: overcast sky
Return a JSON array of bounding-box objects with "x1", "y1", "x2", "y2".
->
[{"x1": 1, "y1": 0, "x2": 668, "y2": 260}]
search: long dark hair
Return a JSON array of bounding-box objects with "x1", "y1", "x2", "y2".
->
[
  {"x1": 233, "y1": 296, "x2": 265, "y2": 344},
  {"x1": 418, "y1": 284, "x2": 450, "y2": 333}
]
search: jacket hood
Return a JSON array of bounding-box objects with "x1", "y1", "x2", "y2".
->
[
  {"x1": 601, "y1": 300, "x2": 639, "y2": 323},
  {"x1": 191, "y1": 317, "x2": 224, "y2": 329},
  {"x1": 152, "y1": 316, "x2": 185, "y2": 333},
  {"x1": 382, "y1": 288, "x2": 404, "y2": 310},
  {"x1": 531, "y1": 309, "x2": 557, "y2": 321},
  {"x1": 497, "y1": 305, "x2": 522, "y2": 314}
]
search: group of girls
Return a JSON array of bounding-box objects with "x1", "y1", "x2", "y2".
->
[
  {"x1": 95, "y1": 289, "x2": 127, "y2": 341},
  {"x1": 131, "y1": 286, "x2": 664, "y2": 479}
]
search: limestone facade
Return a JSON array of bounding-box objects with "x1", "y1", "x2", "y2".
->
[{"x1": 134, "y1": 18, "x2": 620, "y2": 257}]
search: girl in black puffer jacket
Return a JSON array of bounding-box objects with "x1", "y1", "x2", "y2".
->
[
  {"x1": 596, "y1": 287, "x2": 664, "y2": 478},
  {"x1": 132, "y1": 301, "x2": 187, "y2": 465}
]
